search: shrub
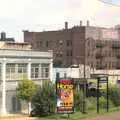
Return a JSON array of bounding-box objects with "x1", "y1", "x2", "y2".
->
[
  {"x1": 86, "y1": 96, "x2": 114, "y2": 111},
  {"x1": 74, "y1": 89, "x2": 83, "y2": 111},
  {"x1": 32, "y1": 81, "x2": 56, "y2": 117},
  {"x1": 109, "y1": 85, "x2": 120, "y2": 107},
  {"x1": 86, "y1": 97, "x2": 96, "y2": 110}
]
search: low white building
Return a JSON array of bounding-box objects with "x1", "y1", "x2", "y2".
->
[
  {"x1": 93, "y1": 70, "x2": 120, "y2": 84},
  {"x1": 53, "y1": 64, "x2": 94, "y2": 82},
  {"x1": 0, "y1": 49, "x2": 53, "y2": 115}
]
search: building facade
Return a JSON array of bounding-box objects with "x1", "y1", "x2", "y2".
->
[
  {"x1": 0, "y1": 41, "x2": 31, "y2": 50},
  {"x1": 0, "y1": 32, "x2": 14, "y2": 42},
  {"x1": 53, "y1": 65, "x2": 92, "y2": 83},
  {"x1": 24, "y1": 22, "x2": 120, "y2": 70},
  {"x1": 0, "y1": 49, "x2": 53, "y2": 115}
]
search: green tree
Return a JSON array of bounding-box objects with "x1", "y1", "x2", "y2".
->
[
  {"x1": 17, "y1": 79, "x2": 38, "y2": 114},
  {"x1": 32, "y1": 81, "x2": 56, "y2": 116}
]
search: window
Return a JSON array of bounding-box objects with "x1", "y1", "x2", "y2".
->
[
  {"x1": 53, "y1": 60, "x2": 62, "y2": 67},
  {"x1": 31, "y1": 64, "x2": 39, "y2": 78},
  {"x1": 59, "y1": 40, "x2": 63, "y2": 45},
  {"x1": 59, "y1": 51, "x2": 63, "y2": 57},
  {"x1": 87, "y1": 52, "x2": 90, "y2": 56},
  {"x1": 45, "y1": 41, "x2": 49, "y2": 47},
  {"x1": 6, "y1": 64, "x2": 15, "y2": 80},
  {"x1": 17, "y1": 64, "x2": 27, "y2": 79},
  {"x1": 67, "y1": 51, "x2": 72, "y2": 56},
  {"x1": 39, "y1": 41, "x2": 43, "y2": 47},
  {"x1": 66, "y1": 40, "x2": 72, "y2": 46},
  {"x1": 56, "y1": 72, "x2": 60, "y2": 79},
  {"x1": 41, "y1": 64, "x2": 49, "y2": 78}
]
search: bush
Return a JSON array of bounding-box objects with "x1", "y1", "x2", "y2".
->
[
  {"x1": 99, "y1": 96, "x2": 106, "y2": 108},
  {"x1": 86, "y1": 97, "x2": 96, "y2": 110},
  {"x1": 86, "y1": 96, "x2": 114, "y2": 111},
  {"x1": 109, "y1": 85, "x2": 120, "y2": 107},
  {"x1": 74, "y1": 89, "x2": 83, "y2": 111},
  {"x1": 32, "y1": 81, "x2": 56, "y2": 117}
]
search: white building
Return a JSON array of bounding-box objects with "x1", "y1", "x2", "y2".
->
[
  {"x1": 53, "y1": 64, "x2": 93, "y2": 82},
  {"x1": 0, "y1": 49, "x2": 53, "y2": 115},
  {"x1": 94, "y1": 70, "x2": 120, "y2": 84}
]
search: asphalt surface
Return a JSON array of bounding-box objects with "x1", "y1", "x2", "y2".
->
[{"x1": 84, "y1": 111, "x2": 120, "y2": 120}]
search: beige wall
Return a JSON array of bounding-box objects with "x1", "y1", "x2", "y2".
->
[
  {"x1": 0, "y1": 41, "x2": 31, "y2": 50},
  {"x1": 94, "y1": 70, "x2": 120, "y2": 84}
]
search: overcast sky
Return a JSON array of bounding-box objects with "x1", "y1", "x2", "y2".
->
[{"x1": 0, "y1": 0, "x2": 120, "y2": 42}]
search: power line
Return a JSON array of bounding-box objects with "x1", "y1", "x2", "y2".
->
[{"x1": 98, "y1": 0, "x2": 120, "y2": 7}]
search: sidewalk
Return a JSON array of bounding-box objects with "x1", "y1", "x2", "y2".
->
[
  {"x1": 84, "y1": 111, "x2": 120, "y2": 120},
  {"x1": 0, "y1": 114, "x2": 36, "y2": 120}
]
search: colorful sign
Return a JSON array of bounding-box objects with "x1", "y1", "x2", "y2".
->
[{"x1": 56, "y1": 79, "x2": 74, "y2": 113}]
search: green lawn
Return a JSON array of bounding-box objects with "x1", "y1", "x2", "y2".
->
[{"x1": 36, "y1": 107, "x2": 120, "y2": 120}]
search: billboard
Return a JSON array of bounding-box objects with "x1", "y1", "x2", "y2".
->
[
  {"x1": 102, "y1": 29, "x2": 119, "y2": 40},
  {"x1": 56, "y1": 79, "x2": 74, "y2": 113}
]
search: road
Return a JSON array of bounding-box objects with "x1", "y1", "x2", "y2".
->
[
  {"x1": 1, "y1": 112, "x2": 120, "y2": 120},
  {"x1": 84, "y1": 111, "x2": 120, "y2": 120}
]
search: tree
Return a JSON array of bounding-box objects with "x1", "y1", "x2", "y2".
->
[
  {"x1": 17, "y1": 79, "x2": 38, "y2": 114},
  {"x1": 32, "y1": 81, "x2": 56, "y2": 116}
]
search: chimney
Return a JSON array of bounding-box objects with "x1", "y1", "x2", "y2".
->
[
  {"x1": 65, "y1": 22, "x2": 68, "y2": 29},
  {"x1": 80, "y1": 20, "x2": 82, "y2": 26},
  {"x1": 1, "y1": 32, "x2": 6, "y2": 40},
  {"x1": 87, "y1": 20, "x2": 90, "y2": 26}
]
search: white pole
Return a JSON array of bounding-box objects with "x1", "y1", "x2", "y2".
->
[
  {"x1": 28, "y1": 59, "x2": 31, "y2": 80},
  {"x1": 27, "y1": 59, "x2": 32, "y2": 114},
  {"x1": 1, "y1": 59, "x2": 7, "y2": 115},
  {"x1": 49, "y1": 59, "x2": 53, "y2": 82}
]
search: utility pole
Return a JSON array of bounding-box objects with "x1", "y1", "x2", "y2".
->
[{"x1": 83, "y1": 38, "x2": 87, "y2": 113}]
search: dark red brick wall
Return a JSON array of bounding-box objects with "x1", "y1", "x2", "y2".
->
[{"x1": 24, "y1": 26, "x2": 120, "y2": 69}]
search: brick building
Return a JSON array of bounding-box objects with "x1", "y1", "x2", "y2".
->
[{"x1": 24, "y1": 22, "x2": 120, "y2": 69}]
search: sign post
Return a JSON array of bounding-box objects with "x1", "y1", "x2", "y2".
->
[{"x1": 97, "y1": 75, "x2": 109, "y2": 114}]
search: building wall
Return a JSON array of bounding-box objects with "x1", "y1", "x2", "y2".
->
[
  {"x1": 0, "y1": 41, "x2": 31, "y2": 50},
  {"x1": 53, "y1": 65, "x2": 92, "y2": 83},
  {"x1": 0, "y1": 49, "x2": 53, "y2": 115},
  {"x1": 94, "y1": 69, "x2": 120, "y2": 84},
  {"x1": 24, "y1": 30, "x2": 73, "y2": 67},
  {"x1": 24, "y1": 25, "x2": 120, "y2": 70}
]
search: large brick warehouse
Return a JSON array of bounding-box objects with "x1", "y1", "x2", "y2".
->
[{"x1": 24, "y1": 21, "x2": 120, "y2": 70}]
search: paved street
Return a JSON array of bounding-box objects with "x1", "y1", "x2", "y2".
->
[
  {"x1": 1, "y1": 112, "x2": 120, "y2": 120},
  {"x1": 84, "y1": 111, "x2": 120, "y2": 120}
]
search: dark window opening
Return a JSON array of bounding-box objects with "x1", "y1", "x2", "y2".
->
[
  {"x1": 46, "y1": 41, "x2": 49, "y2": 47},
  {"x1": 66, "y1": 40, "x2": 72, "y2": 46},
  {"x1": 67, "y1": 51, "x2": 72, "y2": 56},
  {"x1": 39, "y1": 41, "x2": 43, "y2": 47}
]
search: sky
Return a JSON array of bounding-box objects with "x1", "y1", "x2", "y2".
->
[{"x1": 0, "y1": 0, "x2": 120, "y2": 42}]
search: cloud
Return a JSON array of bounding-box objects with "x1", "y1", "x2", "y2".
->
[
  {"x1": 0, "y1": 0, "x2": 120, "y2": 41},
  {"x1": 94, "y1": 0, "x2": 120, "y2": 26}
]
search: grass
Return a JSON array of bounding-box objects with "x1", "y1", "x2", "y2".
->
[{"x1": 36, "y1": 107, "x2": 120, "y2": 120}]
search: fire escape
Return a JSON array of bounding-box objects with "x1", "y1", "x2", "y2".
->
[
  {"x1": 112, "y1": 42, "x2": 120, "y2": 69},
  {"x1": 95, "y1": 42, "x2": 105, "y2": 69}
]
